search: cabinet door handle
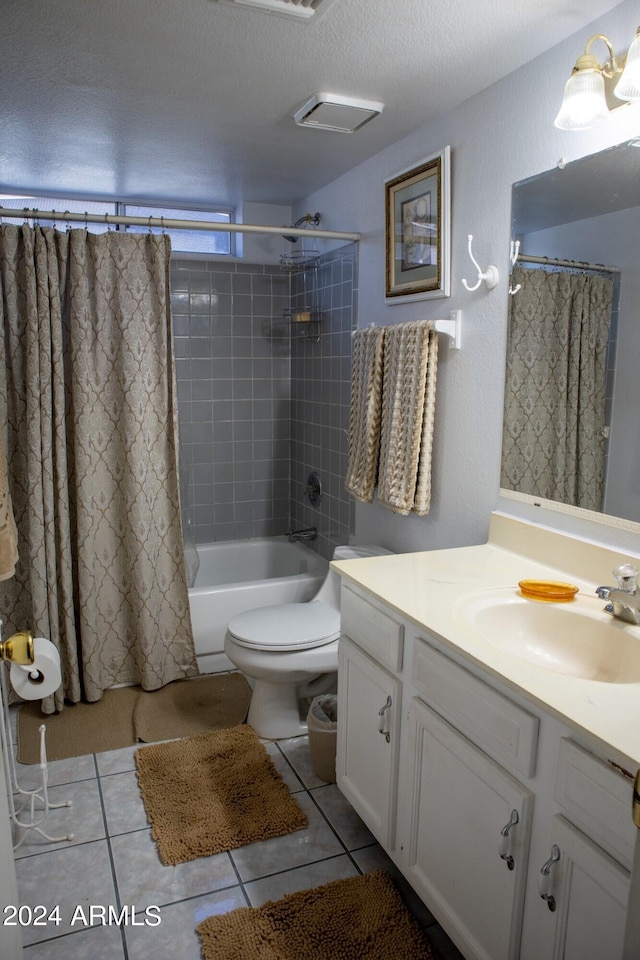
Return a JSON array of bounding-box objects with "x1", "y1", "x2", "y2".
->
[
  {"x1": 377, "y1": 696, "x2": 392, "y2": 743},
  {"x1": 538, "y1": 844, "x2": 560, "y2": 912},
  {"x1": 498, "y1": 809, "x2": 519, "y2": 870}
]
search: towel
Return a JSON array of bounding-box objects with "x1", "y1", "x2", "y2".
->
[
  {"x1": 345, "y1": 325, "x2": 385, "y2": 503},
  {"x1": 377, "y1": 320, "x2": 438, "y2": 516},
  {"x1": 0, "y1": 431, "x2": 18, "y2": 580}
]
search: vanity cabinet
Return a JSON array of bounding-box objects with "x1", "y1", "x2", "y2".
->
[
  {"x1": 336, "y1": 581, "x2": 638, "y2": 960},
  {"x1": 405, "y1": 697, "x2": 533, "y2": 960},
  {"x1": 535, "y1": 814, "x2": 629, "y2": 960},
  {"x1": 336, "y1": 636, "x2": 401, "y2": 850}
]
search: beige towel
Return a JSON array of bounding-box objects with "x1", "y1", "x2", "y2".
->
[
  {"x1": 0, "y1": 432, "x2": 18, "y2": 580},
  {"x1": 345, "y1": 325, "x2": 385, "y2": 503},
  {"x1": 377, "y1": 320, "x2": 438, "y2": 516}
]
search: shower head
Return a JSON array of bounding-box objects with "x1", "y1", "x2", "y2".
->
[{"x1": 283, "y1": 212, "x2": 320, "y2": 242}]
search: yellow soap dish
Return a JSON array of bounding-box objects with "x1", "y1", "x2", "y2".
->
[{"x1": 518, "y1": 579, "x2": 579, "y2": 602}]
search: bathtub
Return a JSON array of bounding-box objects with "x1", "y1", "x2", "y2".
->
[{"x1": 188, "y1": 537, "x2": 328, "y2": 674}]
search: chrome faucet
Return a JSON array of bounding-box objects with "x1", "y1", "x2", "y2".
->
[
  {"x1": 288, "y1": 526, "x2": 317, "y2": 543},
  {"x1": 595, "y1": 563, "x2": 640, "y2": 625}
]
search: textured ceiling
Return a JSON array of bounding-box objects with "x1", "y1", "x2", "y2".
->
[{"x1": 0, "y1": 0, "x2": 624, "y2": 208}]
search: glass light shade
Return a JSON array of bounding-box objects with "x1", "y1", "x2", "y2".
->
[
  {"x1": 554, "y1": 66, "x2": 610, "y2": 130},
  {"x1": 614, "y1": 29, "x2": 640, "y2": 100}
]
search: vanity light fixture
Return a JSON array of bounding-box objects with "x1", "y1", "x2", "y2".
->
[{"x1": 555, "y1": 27, "x2": 640, "y2": 130}]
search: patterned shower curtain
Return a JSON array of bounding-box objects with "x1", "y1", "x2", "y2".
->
[
  {"x1": 501, "y1": 265, "x2": 613, "y2": 512},
  {"x1": 0, "y1": 224, "x2": 198, "y2": 712}
]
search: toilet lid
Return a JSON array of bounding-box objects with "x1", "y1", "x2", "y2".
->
[{"x1": 227, "y1": 601, "x2": 340, "y2": 651}]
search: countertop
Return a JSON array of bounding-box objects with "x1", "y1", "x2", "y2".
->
[{"x1": 332, "y1": 512, "x2": 640, "y2": 772}]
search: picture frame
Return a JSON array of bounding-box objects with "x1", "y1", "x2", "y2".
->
[{"x1": 385, "y1": 145, "x2": 451, "y2": 302}]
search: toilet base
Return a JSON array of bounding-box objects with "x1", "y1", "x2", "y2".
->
[{"x1": 247, "y1": 679, "x2": 308, "y2": 739}]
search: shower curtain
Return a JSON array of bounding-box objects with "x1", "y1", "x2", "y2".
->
[
  {"x1": 501, "y1": 265, "x2": 613, "y2": 512},
  {"x1": 0, "y1": 224, "x2": 198, "y2": 712}
]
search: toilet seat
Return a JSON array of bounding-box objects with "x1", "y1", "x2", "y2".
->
[{"x1": 227, "y1": 601, "x2": 340, "y2": 652}]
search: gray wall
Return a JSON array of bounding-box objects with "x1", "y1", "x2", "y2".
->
[{"x1": 296, "y1": 0, "x2": 640, "y2": 557}]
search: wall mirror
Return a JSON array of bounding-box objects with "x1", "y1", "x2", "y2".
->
[{"x1": 501, "y1": 139, "x2": 640, "y2": 527}]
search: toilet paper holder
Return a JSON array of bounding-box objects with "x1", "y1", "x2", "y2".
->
[{"x1": 0, "y1": 624, "x2": 73, "y2": 850}]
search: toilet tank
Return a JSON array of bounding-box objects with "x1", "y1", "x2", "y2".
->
[{"x1": 314, "y1": 544, "x2": 393, "y2": 609}]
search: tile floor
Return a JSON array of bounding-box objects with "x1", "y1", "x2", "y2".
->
[{"x1": 9, "y1": 710, "x2": 463, "y2": 959}]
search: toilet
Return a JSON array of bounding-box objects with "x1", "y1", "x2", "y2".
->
[{"x1": 224, "y1": 544, "x2": 392, "y2": 739}]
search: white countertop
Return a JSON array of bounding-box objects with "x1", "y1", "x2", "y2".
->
[{"x1": 332, "y1": 513, "x2": 640, "y2": 772}]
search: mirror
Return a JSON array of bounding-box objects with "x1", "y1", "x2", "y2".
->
[{"x1": 502, "y1": 139, "x2": 640, "y2": 526}]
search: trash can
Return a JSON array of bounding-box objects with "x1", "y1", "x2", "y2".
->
[{"x1": 307, "y1": 694, "x2": 338, "y2": 783}]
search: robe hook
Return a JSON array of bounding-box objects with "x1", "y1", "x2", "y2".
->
[
  {"x1": 509, "y1": 239, "x2": 521, "y2": 296},
  {"x1": 461, "y1": 234, "x2": 499, "y2": 291}
]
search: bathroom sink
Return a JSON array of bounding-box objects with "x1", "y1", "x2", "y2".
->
[{"x1": 454, "y1": 588, "x2": 640, "y2": 683}]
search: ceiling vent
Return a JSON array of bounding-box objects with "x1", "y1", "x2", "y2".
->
[
  {"x1": 294, "y1": 93, "x2": 384, "y2": 133},
  {"x1": 216, "y1": 0, "x2": 337, "y2": 21}
]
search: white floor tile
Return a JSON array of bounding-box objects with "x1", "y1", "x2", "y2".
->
[
  {"x1": 124, "y1": 887, "x2": 247, "y2": 960},
  {"x1": 276, "y1": 736, "x2": 326, "y2": 788},
  {"x1": 311, "y1": 782, "x2": 375, "y2": 850},
  {"x1": 244, "y1": 853, "x2": 358, "y2": 906},
  {"x1": 23, "y1": 923, "x2": 126, "y2": 959},
  {"x1": 14, "y1": 752, "x2": 96, "y2": 790},
  {"x1": 13, "y1": 778, "x2": 105, "y2": 858},
  {"x1": 95, "y1": 744, "x2": 138, "y2": 777},
  {"x1": 230, "y1": 792, "x2": 343, "y2": 882},
  {"x1": 15, "y1": 840, "x2": 117, "y2": 946},
  {"x1": 264, "y1": 740, "x2": 304, "y2": 794},
  {"x1": 110, "y1": 827, "x2": 238, "y2": 910},
  {"x1": 100, "y1": 770, "x2": 149, "y2": 836}
]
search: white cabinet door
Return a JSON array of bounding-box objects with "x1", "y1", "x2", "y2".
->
[
  {"x1": 404, "y1": 697, "x2": 533, "y2": 960},
  {"x1": 536, "y1": 814, "x2": 630, "y2": 960},
  {"x1": 336, "y1": 636, "x2": 401, "y2": 850}
]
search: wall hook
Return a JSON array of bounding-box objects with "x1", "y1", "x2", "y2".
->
[
  {"x1": 508, "y1": 239, "x2": 521, "y2": 296},
  {"x1": 461, "y1": 234, "x2": 499, "y2": 291}
]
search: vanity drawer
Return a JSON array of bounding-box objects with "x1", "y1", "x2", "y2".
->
[
  {"x1": 340, "y1": 586, "x2": 404, "y2": 673},
  {"x1": 555, "y1": 738, "x2": 635, "y2": 869},
  {"x1": 412, "y1": 638, "x2": 538, "y2": 779}
]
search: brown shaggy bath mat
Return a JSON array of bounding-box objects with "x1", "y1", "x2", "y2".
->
[
  {"x1": 135, "y1": 724, "x2": 307, "y2": 865},
  {"x1": 196, "y1": 870, "x2": 437, "y2": 960}
]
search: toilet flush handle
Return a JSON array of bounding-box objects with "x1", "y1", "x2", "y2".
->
[{"x1": 377, "y1": 696, "x2": 392, "y2": 743}]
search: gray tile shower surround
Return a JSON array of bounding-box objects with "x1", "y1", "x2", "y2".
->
[
  {"x1": 10, "y1": 704, "x2": 463, "y2": 960},
  {"x1": 173, "y1": 247, "x2": 356, "y2": 559}
]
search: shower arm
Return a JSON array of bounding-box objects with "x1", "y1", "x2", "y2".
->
[{"x1": 283, "y1": 213, "x2": 321, "y2": 243}]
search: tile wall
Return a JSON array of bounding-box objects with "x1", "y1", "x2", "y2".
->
[
  {"x1": 172, "y1": 245, "x2": 357, "y2": 555},
  {"x1": 289, "y1": 245, "x2": 357, "y2": 559}
]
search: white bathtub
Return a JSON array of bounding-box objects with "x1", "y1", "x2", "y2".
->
[{"x1": 189, "y1": 537, "x2": 328, "y2": 673}]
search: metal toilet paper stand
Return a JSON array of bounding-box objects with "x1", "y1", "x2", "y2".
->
[{"x1": 0, "y1": 627, "x2": 73, "y2": 851}]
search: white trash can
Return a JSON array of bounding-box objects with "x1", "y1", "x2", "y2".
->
[{"x1": 307, "y1": 694, "x2": 338, "y2": 783}]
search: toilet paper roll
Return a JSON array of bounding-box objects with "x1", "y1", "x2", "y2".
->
[{"x1": 10, "y1": 637, "x2": 62, "y2": 700}]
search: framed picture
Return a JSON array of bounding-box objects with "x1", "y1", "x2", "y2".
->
[{"x1": 385, "y1": 145, "x2": 450, "y2": 302}]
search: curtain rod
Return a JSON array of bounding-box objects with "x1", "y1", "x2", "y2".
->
[
  {"x1": 518, "y1": 252, "x2": 620, "y2": 274},
  {"x1": 0, "y1": 207, "x2": 360, "y2": 242}
]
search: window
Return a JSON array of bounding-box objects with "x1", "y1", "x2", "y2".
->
[
  {"x1": 0, "y1": 196, "x2": 113, "y2": 232},
  {"x1": 122, "y1": 204, "x2": 233, "y2": 256},
  {"x1": 0, "y1": 196, "x2": 235, "y2": 256}
]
